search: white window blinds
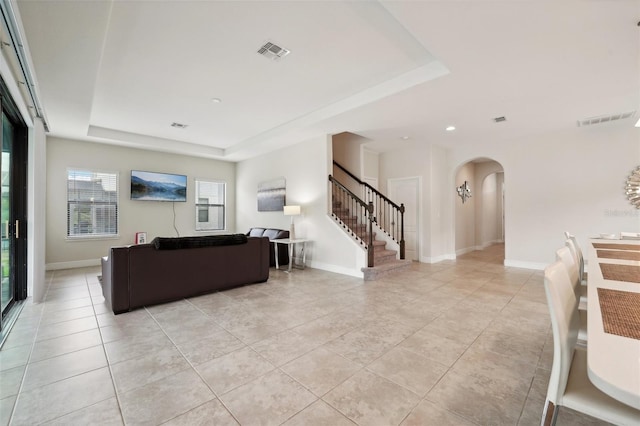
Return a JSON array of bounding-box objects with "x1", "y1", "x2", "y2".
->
[
  {"x1": 195, "y1": 180, "x2": 225, "y2": 231},
  {"x1": 67, "y1": 169, "x2": 119, "y2": 238}
]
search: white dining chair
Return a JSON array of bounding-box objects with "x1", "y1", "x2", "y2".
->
[
  {"x1": 556, "y1": 245, "x2": 588, "y2": 311},
  {"x1": 564, "y1": 231, "x2": 586, "y2": 284},
  {"x1": 541, "y1": 261, "x2": 640, "y2": 426}
]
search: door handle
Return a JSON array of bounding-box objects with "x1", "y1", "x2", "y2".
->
[
  {"x1": 4, "y1": 221, "x2": 7, "y2": 239},
  {"x1": 15, "y1": 220, "x2": 18, "y2": 239}
]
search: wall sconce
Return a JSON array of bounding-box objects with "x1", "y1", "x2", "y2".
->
[
  {"x1": 283, "y1": 205, "x2": 301, "y2": 239},
  {"x1": 456, "y1": 181, "x2": 472, "y2": 203}
]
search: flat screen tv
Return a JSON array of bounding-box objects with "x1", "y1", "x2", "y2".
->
[{"x1": 130, "y1": 170, "x2": 187, "y2": 202}]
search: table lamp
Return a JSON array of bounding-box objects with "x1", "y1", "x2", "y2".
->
[{"x1": 283, "y1": 205, "x2": 301, "y2": 240}]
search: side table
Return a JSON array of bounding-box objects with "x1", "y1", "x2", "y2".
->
[{"x1": 272, "y1": 238, "x2": 309, "y2": 272}]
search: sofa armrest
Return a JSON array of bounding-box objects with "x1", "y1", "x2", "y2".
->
[{"x1": 101, "y1": 246, "x2": 133, "y2": 314}]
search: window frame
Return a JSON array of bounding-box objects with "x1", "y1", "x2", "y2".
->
[
  {"x1": 194, "y1": 178, "x2": 226, "y2": 232},
  {"x1": 66, "y1": 168, "x2": 120, "y2": 240}
]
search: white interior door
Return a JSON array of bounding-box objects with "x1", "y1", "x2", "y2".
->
[{"x1": 388, "y1": 177, "x2": 419, "y2": 261}]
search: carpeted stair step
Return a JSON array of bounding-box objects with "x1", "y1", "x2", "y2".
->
[
  {"x1": 374, "y1": 249, "x2": 398, "y2": 264},
  {"x1": 361, "y1": 259, "x2": 413, "y2": 281}
]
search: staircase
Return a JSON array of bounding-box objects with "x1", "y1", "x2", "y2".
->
[{"x1": 331, "y1": 200, "x2": 412, "y2": 281}]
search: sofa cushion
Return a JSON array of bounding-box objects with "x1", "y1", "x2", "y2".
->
[
  {"x1": 247, "y1": 227, "x2": 290, "y2": 266},
  {"x1": 248, "y1": 228, "x2": 266, "y2": 237},
  {"x1": 152, "y1": 234, "x2": 248, "y2": 250},
  {"x1": 263, "y1": 228, "x2": 286, "y2": 240}
]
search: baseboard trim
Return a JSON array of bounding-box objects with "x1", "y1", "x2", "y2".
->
[
  {"x1": 503, "y1": 259, "x2": 547, "y2": 271},
  {"x1": 455, "y1": 246, "x2": 478, "y2": 256},
  {"x1": 46, "y1": 259, "x2": 101, "y2": 271},
  {"x1": 420, "y1": 253, "x2": 456, "y2": 263},
  {"x1": 308, "y1": 260, "x2": 363, "y2": 278}
]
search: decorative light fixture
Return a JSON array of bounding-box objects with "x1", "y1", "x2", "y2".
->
[
  {"x1": 456, "y1": 181, "x2": 472, "y2": 203},
  {"x1": 283, "y1": 205, "x2": 301, "y2": 239},
  {"x1": 625, "y1": 166, "x2": 640, "y2": 208}
]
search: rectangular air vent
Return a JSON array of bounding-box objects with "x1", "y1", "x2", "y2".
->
[
  {"x1": 257, "y1": 41, "x2": 290, "y2": 61},
  {"x1": 493, "y1": 116, "x2": 507, "y2": 123},
  {"x1": 171, "y1": 122, "x2": 188, "y2": 129},
  {"x1": 577, "y1": 111, "x2": 636, "y2": 127}
]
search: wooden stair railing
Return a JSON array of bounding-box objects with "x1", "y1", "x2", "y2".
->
[
  {"x1": 332, "y1": 161, "x2": 405, "y2": 260},
  {"x1": 328, "y1": 175, "x2": 375, "y2": 267}
]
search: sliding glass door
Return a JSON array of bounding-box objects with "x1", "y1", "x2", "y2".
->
[
  {"x1": 1, "y1": 112, "x2": 13, "y2": 314},
  {"x1": 0, "y1": 77, "x2": 27, "y2": 338}
]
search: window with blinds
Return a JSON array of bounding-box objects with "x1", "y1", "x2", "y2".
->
[
  {"x1": 67, "y1": 169, "x2": 119, "y2": 238},
  {"x1": 195, "y1": 180, "x2": 225, "y2": 231}
]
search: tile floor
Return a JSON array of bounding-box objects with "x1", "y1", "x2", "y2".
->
[{"x1": 0, "y1": 244, "x2": 612, "y2": 425}]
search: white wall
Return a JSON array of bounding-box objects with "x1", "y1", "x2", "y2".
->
[
  {"x1": 332, "y1": 132, "x2": 370, "y2": 195},
  {"x1": 374, "y1": 124, "x2": 639, "y2": 270},
  {"x1": 379, "y1": 142, "x2": 453, "y2": 262},
  {"x1": 29, "y1": 119, "x2": 47, "y2": 302},
  {"x1": 473, "y1": 161, "x2": 504, "y2": 249},
  {"x1": 454, "y1": 162, "x2": 476, "y2": 254},
  {"x1": 362, "y1": 147, "x2": 379, "y2": 185},
  {"x1": 479, "y1": 172, "x2": 499, "y2": 246},
  {"x1": 236, "y1": 135, "x2": 366, "y2": 277},
  {"x1": 45, "y1": 137, "x2": 236, "y2": 269},
  {"x1": 450, "y1": 124, "x2": 640, "y2": 269}
]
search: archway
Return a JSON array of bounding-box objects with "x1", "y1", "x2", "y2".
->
[{"x1": 454, "y1": 158, "x2": 505, "y2": 263}]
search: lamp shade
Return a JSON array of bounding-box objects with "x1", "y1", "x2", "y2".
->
[{"x1": 283, "y1": 205, "x2": 301, "y2": 216}]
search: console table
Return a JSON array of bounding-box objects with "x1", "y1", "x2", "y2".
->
[{"x1": 272, "y1": 238, "x2": 308, "y2": 272}]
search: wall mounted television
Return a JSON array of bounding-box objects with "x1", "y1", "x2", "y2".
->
[{"x1": 130, "y1": 170, "x2": 187, "y2": 202}]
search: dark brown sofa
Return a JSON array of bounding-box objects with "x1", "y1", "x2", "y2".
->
[
  {"x1": 101, "y1": 234, "x2": 270, "y2": 314},
  {"x1": 247, "y1": 227, "x2": 289, "y2": 266}
]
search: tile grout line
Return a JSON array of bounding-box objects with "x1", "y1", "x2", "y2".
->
[
  {"x1": 142, "y1": 302, "x2": 244, "y2": 426},
  {"x1": 6, "y1": 270, "x2": 52, "y2": 425}
]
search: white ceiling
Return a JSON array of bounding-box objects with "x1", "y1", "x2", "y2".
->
[{"x1": 14, "y1": 0, "x2": 640, "y2": 161}]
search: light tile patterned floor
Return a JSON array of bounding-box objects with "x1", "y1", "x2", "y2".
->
[{"x1": 0, "y1": 244, "x2": 613, "y2": 425}]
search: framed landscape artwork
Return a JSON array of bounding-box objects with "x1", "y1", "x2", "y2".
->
[{"x1": 257, "y1": 177, "x2": 286, "y2": 211}]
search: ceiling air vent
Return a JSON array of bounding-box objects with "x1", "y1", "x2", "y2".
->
[
  {"x1": 577, "y1": 111, "x2": 636, "y2": 127},
  {"x1": 170, "y1": 122, "x2": 188, "y2": 129},
  {"x1": 493, "y1": 116, "x2": 507, "y2": 123},
  {"x1": 257, "y1": 41, "x2": 290, "y2": 61}
]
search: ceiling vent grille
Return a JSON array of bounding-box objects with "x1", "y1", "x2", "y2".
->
[
  {"x1": 577, "y1": 111, "x2": 636, "y2": 127},
  {"x1": 493, "y1": 116, "x2": 507, "y2": 123},
  {"x1": 257, "y1": 41, "x2": 290, "y2": 61},
  {"x1": 170, "y1": 122, "x2": 188, "y2": 129}
]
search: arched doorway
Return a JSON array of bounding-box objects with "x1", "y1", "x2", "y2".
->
[{"x1": 454, "y1": 158, "x2": 505, "y2": 263}]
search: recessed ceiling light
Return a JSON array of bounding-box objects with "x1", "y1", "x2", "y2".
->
[
  {"x1": 635, "y1": 118, "x2": 640, "y2": 128},
  {"x1": 401, "y1": 136, "x2": 410, "y2": 140},
  {"x1": 211, "y1": 98, "x2": 222, "y2": 103},
  {"x1": 446, "y1": 126, "x2": 456, "y2": 131}
]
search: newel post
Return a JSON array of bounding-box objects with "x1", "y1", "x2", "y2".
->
[
  {"x1": 399, "y1": 203, "x2": 405, "y2": 260},
  {"x1": 367, "y1": 201, "x2": 374, "y2": 267}
]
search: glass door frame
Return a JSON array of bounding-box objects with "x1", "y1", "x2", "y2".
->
[{"x1": 0, "y1": 74, "x2": 28, "y2": 337}]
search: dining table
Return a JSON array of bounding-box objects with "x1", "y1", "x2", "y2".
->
[{"x1": 586, "y1": 237, "x2": 640, "y2": 410}]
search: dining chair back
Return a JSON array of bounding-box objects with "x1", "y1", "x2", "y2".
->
[
  {"x1": 555, "y1": 246, "x2": 581, "y2": 299},
  {"x1": 543, "y1": 261, "x2": 580, "y2": 424},
  {"x1": 542, "y1": 261, "x2": 640, "y2": 425},
  {"x1": 564, "y1": 232, "x2": 585, "y2": 283}
]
